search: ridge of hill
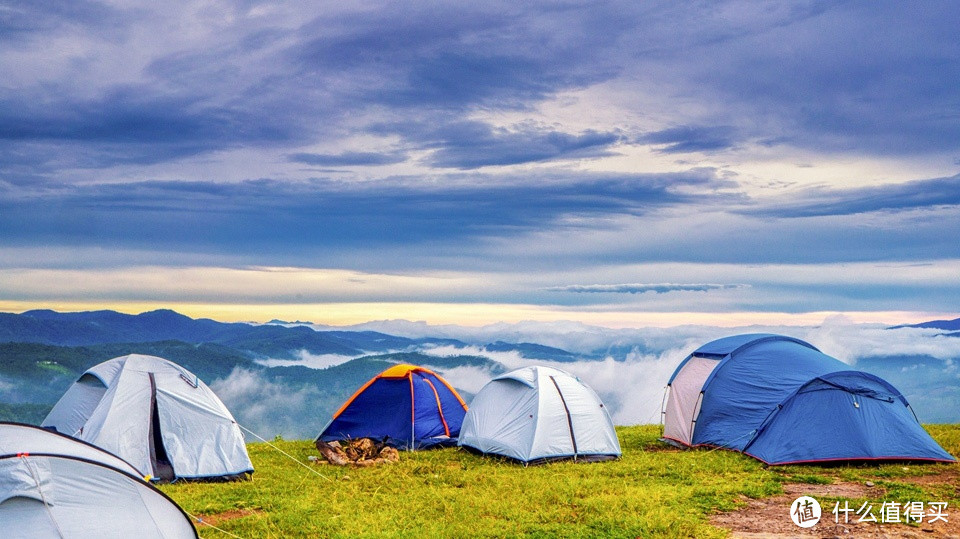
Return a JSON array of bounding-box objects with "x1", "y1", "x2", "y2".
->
[
  {"x1": 0, "y1": 309, "x2": 568, "y2": 360},
  {"x1": 3, "y1": 309, "x2": 447, "y2": 356},
  {"x1": 889, "y1": 316, "x2": 960, "y2": 331},
  {"x1": 0, "y1": 337, "x2": 506, "y2": 434}
]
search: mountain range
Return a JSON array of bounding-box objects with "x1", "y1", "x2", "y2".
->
[
  {"x1": 0, "y1": 309, "x2": 573, "y2": 434},
  {"x1": 1, "y1": 309, "x2": 958, "y2": 437}
]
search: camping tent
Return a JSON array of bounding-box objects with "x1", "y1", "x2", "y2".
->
[
  {"x1": 458, "y1": 366, "x2": 621, "y2": 464},
  {"x1": 42, "y1": 354, "x2": 253, "y2": 481},
  {"x1": 318, "y1": 364, "x2": 468, "y2": 450},
  {"x1": 0, "y1": 422, "x2": 197, "y2": 538},
  {"x1": 663, "y1": 333, "x2": 956, "y2": 465}
]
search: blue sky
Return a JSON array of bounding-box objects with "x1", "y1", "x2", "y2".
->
[{"x1": 1, "y1": 0, "x2": 959, "y2": 325}]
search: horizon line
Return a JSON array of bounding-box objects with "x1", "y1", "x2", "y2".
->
[{"x1": 0, "y1": 301, "x2": 952, "y2": 329}]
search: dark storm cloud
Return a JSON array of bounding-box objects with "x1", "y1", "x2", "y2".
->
[
  {"x1": 291, "y1": 3, "x2": 623, "y2": 110},
  {"x1": 0, "y1": 0, "x2": 123, "y2": 42},
  {"x1": 0, "y1": 169, "x2": 726, "y2": 261},
  {"x1": 287, "y1": 151, "x2": 408, "y2": 167},
  {"x1": 368, "y1": 120, "x2": 622, "y2": 169},
  {"x1": 660, "y1": 1, "x2": 960, "y2": 154},
  {"x1": 639, "y1": 126, "x2": 740, "y2": 154},
  {"x1": 3, "y1": 0, "x2": 960, "y2": 304},
  {"x1": 0, "y1": 84, "x2": 301, "y2": 169},
  {"x1": 744, "y1": 174, "x2": 960, "y2": 218},
  {"x1": 5, "y1": 1, "x2": 959, "y2": 175},
  {"x1": 0, "y1": 1, "x2": 633, "y2": 174}
]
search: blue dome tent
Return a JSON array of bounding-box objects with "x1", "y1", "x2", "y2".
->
[
  {"x1": 662, "y1": 334, "x2": 955, "y2": 465},
  {"x1": 317, "y1": 364, "x2": 468, "y2": 450}
]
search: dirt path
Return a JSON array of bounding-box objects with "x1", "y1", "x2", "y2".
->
[{"x1": 711, "y1": 478, "x2": 959, "y2": 538}]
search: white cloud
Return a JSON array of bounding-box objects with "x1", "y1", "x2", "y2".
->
[
  {"x1": 430, "y1": 365, "x2": 495, "y2": 395},
  {"x1": 256, "y1": 350, "x2": 360, "y2": 369},
  {"x1": 319, "y1": 317, "x2": 960, "y2": 425},
  {"x1": 209, "y1": 367, "x2": 323, "y2": 439}
]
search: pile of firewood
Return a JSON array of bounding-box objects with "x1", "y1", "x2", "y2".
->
[{"x1": 314, "y1": 438, "x2": 400, "y2": 467}]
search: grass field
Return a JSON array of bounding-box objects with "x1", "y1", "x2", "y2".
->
[{"x1": 161, "y1": 425, "x2": 960, "y2": 538}]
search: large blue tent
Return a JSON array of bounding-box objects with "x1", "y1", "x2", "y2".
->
[
  {"x1": 317, "y1": 364, "x2": 468, "y2": 450},
  {"x1": 662, "y1": 334, "x2": 955, "y2": 465}
]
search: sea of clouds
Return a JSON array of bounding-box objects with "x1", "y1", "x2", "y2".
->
[{"x1": 212, "y1": 316, "x2": 960, "y2": 438}]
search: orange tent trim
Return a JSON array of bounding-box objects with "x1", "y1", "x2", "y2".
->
[{"x1": 331, "y1": 363, "x2": 468, "y2": 420}]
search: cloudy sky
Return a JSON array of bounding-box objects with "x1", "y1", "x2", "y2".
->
[{"x1": 1, "y1": 1, "x2": 959, "y2": 326}]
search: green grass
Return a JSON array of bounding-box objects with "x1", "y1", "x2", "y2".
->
[{"x1": 161, "y1": 425, "x2": 959, "y2": 538}]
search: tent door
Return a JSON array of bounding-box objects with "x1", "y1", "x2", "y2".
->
[
  {"x1": 663, "y1": 356, "x2": 720, "y2": 445},
  {"x1": 549, "y1": 375, "x2": 579, "y2": 458},
  {"x1": 422, "y1": 377, "x2": 451, "y2": 437},
  {"x1": 148, "y1": 373, "x2": 175, "y2": 481}
]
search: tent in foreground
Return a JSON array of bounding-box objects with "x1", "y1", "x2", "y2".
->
[
  {"x1": 318, "y1": 364, "x2": 468, "y2": 450},
  {"x1": 458, "y1": 366, "x2": 621, "y2": 464},
  {"x1": 42, "y1": 354, "x2": 253, "y2": 481},
  {"x1": 0, "y1": 422, "x2": 197, "y2": 538},
  {"x1": 663, "y1": 334, "x2": 956, "y2": 465}
]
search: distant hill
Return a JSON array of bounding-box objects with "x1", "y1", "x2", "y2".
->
[
  {"x1": 0, "y1": 339, "x2": 510, "y2": 436},
  {"x1": 0, "y1": 309, "x2": 467, "y2": 358},
  {"x1": 889, "y1": 317, "x2": 960, "y2": 331},
  {"x1": 483, "y1": 341, "x2": 579, "y2": 361},
  {"x1": 0, "y1": 309, "x2": 583, "y2": 361},
  {"x1": 0, "y1": 340, "x2": 258, "y2": 410},
  {"x1": 0, "y1": 309, "x2": 572, "y2": 434}
]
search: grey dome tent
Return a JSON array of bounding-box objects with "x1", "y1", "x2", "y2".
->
[
  {"x1": 42, "y1": 354, "x2": 253, "y2": 481},
  {"x1": 0, "y1": 422, "x2": 197, "y2": 538},
  {"x1": 458, "y1": 366, "x2": 621, "y2": 464}
]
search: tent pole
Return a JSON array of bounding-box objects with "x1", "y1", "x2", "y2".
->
[
  {"x1": 659, "y1": 385, "x2": 669, "y2": 437},
  {"x1": 409, "y1": 374, "x2": 416, "y2": 452}
]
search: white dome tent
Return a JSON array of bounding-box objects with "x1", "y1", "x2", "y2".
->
[
  {"x1": 458, "y1": 366, "x2": 621, "y2": 464},
  {"x1": 0, "y1": 422, "x2": 197, "y2": 538},
  {"x1": 42, "y1": 354, "x2": 253, "y2": 481}
]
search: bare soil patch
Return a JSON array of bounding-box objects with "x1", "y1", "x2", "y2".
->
[
  {"x1": 711, "y1": 482, "x2": 959, "y2": 538},
  {"x1": 898, "y1": 468, "x2": 960, "y2": 489}
]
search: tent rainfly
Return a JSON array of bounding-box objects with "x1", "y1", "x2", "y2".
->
[
  {"x1": 318, "y1": 364, "x2": 468, "y2": 450},
  {"x1": 458, "y1": 366, "x2": 621, "y2": 464},
  {"x1": 42, "y1": 354, "x2": 253, "y2": 481},
  {"x1": 0, "y1": 422, "x2": 197, "y2": 538},
  {"x1": 663, "y1": 333, "x2": 957, "y2": 465}
]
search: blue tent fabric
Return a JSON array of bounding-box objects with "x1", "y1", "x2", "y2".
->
[
  {"x1": 744, "y1": 371, "x2": 954, "y2": 464},
  {"x1": 322, "y1": 377, "x2": 413, "y2": 444},
  {"x1": 667, "y1": 333, "x2": 818, "y2": 384},
  {"x1": 668, "y1": 334, "x2": 955, "y2": 465},
  {"x1": 318, "y1": 365, "x2": 467, "y2": 450},
  {"x1": 694, "y1": 338, "x2": 849, "y2": 451}
]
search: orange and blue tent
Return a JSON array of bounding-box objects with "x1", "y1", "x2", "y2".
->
[{"x1": 317, "y1": 364, "x2": 468, "y2": 449}]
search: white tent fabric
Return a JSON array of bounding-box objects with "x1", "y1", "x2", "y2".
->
[
  {"x1": 43, "y1": 354, "x2": 253, "y2": 481},
  {"x1": 458, "y1": 366, "x2": 621, "y2": 463},
  {"x1": 0, "y1": 422, "x2": 141, "y2": 477},
  {"x1": 662, "y1": 356, "x2": 719, "y2": 445},
  {"x1": 0, "y1": 423, "x2": 197, "y2": 538}
]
